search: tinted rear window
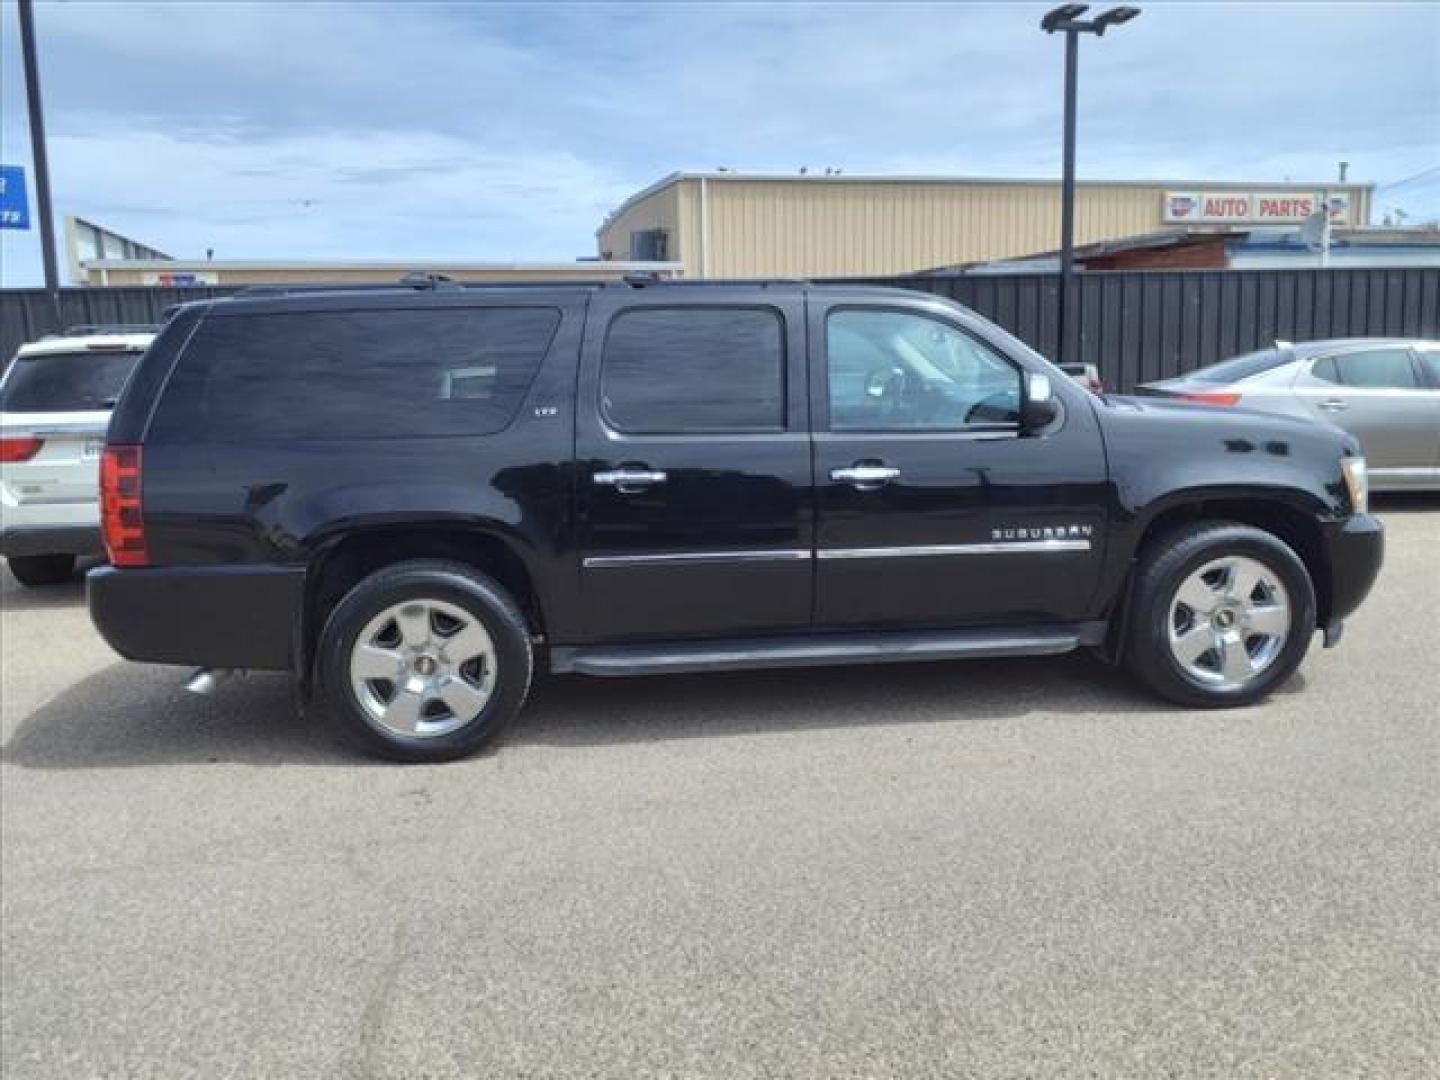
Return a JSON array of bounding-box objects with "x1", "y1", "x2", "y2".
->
[
  {"x1": 601, "y1": 307, "x2": 785, "y2": 433},
  {"x1": 1190, "y1": 347, "x2": 1290, "y2": 384},
  {"x1": 0, "y1": 351, "x2": 141, "y2": 413},
  {"x1": 151, "y1": 307, "x2": 560, "y2": 441}
]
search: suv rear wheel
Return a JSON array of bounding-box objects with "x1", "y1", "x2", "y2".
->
[
  {"x1": 316, "y1": 560, "x2": 533, "y2": 762},
  {"x1": 1125, "y1": 522, "x2": 1316, "y2": 707},
  {"x1": 7, "y1": 554, "x2": 77, "y2": 588}
]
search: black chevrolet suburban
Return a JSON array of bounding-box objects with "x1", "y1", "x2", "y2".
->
[{"x1": 89, "y1": 280, "x2": 1383, "y2": 761}]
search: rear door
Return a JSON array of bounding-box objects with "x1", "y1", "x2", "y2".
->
[
  {"x1": 1290, "y1": 346, "x2": 1440, "y2": 480},
  {"x1": 575, "y1": 290, "x2": 813, "y2": 642}
]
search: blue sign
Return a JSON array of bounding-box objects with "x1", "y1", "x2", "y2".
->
[{"x1": 0, "y1": 165, "x2": 31, "y2": 230}]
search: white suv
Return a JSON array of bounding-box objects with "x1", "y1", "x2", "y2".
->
[{"x1": 1, "y1": 326, "x2": 155, "y2": 587}]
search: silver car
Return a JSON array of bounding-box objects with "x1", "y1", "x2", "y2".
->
[{"x1": 1139, "y1": 339, "x2": 1440, "y2": 491}]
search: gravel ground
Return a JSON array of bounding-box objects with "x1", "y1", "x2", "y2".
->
[{"x1": 2, "y1": 499, "x2": 1437, "y2": 1079}]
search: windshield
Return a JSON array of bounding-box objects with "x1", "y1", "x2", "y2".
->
[
  {"x1": 0, "y1": 351, "x2": 142, "y2": 413},
  {"x1": 1188, "y1": 347, "x2": 1290, "y2": 384}
]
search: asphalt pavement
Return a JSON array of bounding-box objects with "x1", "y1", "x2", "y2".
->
[{"x1": 2, "y1": 499, "x2": 1437, "y2": 1079}]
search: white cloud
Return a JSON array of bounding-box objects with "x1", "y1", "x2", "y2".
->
[
  {"x1": 2, "y1": 0, "x2": 1437, "y2": 286},
  {"x1": 44, "y1": 126, "x2": 635, "y2": 261}
]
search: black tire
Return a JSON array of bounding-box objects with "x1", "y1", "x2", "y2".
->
[
  {"x1": 6, "y1": 554, "x2": 76, "y2": 588},
  {"x1": 1124, "y1": 521, "x2": 1316, "y2": 708},
  {"x1": 316, "y1": 560, "x2": 533, "y2": 762}
]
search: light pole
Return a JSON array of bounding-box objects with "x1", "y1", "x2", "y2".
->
[
  {"x1": 17, "y1": 0, "x2": 60, "y2": 311},
  {"x1": 1041, "y1": 4, "x2": 1140, "y2": 363}
]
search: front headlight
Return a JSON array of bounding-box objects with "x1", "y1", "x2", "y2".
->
[{"x1": 1341, "y1": 455, "x2": 1368, "y2": 515}]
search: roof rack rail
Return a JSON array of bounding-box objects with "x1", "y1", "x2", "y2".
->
[
  {"x1": 399, "y1": 271, "x2": 461, "y2": 290},
  {"x1": 616, "y1": 276, "x2": 809, "y2": 289}
]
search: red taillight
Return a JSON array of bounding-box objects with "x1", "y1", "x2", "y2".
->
[
  {"x1": 1179, "y1": 391, "x2": 1243, "y2": 406},
  {"x1": 100, "y1": 444, "x2": 148, "y2": 567},
  {"x1": 0, "y1": 436, "x2": 43, "y2": 463}
]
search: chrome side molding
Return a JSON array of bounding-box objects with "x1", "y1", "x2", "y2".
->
[
  {"x1": 582, "y1": 539, "x2": 1092, "y2": 568},
  {"x1": 583, "y1": 549, "x2": 809, "y2": 569},
  {"x1": 818, "y1": 539, "x2": 1091, "y2": 559}
]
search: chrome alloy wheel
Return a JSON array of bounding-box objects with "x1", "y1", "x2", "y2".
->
[
  {"x1": 1167, "y1": 555, "x2": 1292, "y2": 691},
  {"x1": 348, "y1": 599, "x2": 497, "y2": 738}
]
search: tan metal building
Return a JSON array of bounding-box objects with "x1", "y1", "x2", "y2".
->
[{"x1": 596, "y1": 172, "x2": 1375, "y2": 278}]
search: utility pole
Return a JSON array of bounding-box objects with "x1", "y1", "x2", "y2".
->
[
  {"x1": 18, "y1": 0, "x2": 60, "y2": 311},
  {"x1": 1041, "y1": 4, "x2": 1141, "y2": 363}
]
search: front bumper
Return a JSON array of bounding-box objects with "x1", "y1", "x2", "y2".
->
[
  {"x1": 88, "y1": 564, "x2": 304, "y2": 671},
  {"x1": 1, "y1": 524, "x2": 104, "y2": 558},
  {"x1": 1323, "y1": 512, "x2": 1384, "y2": 625}
]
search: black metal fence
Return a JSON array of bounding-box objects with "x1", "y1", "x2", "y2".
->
[
  {"x1": 3, "y1": 268, "x2": 1438, "y2": 392},
  {"x1": 1, "y1": 286, "x2": 235, "y2": 374},
  {"x1": 852, "y1": 267, "x2": 1440, "y2": 391}
]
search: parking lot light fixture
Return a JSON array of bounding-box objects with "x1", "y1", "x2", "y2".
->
[{"x1": 1041, "y1": 4, "x2": 1142, "y2": 363}]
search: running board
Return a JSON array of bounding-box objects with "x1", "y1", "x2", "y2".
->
[{"x1": 549, "y1": 622, "x2": 1106, "y2": 677}]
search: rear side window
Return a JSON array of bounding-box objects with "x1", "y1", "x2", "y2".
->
[
  {"x1": 0, "y1": 351, "x2": 141, "y2": 413},
  {"x1": 601, "y1": 307, "x2": 784, "y2": 433},
  {"x1": 152, "y1": 307, "x2": 559, "y2": 441},
  {"x1": 1329, "y1": 348, "x2": 1419, "y2": 390}
]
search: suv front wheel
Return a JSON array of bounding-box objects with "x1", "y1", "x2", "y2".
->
[
  {"x1": 1125, "y1": 522, "x2": 1316, "y2": 708},
  {"x1": 316, "y1": 560, "x2": 533, "y2": 762}
]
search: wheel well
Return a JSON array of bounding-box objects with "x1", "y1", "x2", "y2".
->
[
  {"x1": 1136, "y1": 499, "x2": 1332, "y2": 624},
  {"x1": 301, "y1": 526, "x2": 543, "y2": 677}
]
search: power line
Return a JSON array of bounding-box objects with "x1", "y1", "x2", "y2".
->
[{"x1": 1376, "y1": 165, "x2": 1440, "y2": 193}]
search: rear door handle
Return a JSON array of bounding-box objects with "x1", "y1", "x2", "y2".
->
[
  {"x1": 830, "y1": 463, "x2": 901, "y2": 489},
  {"x1": 1319, "y1": 399, "x2": 1349, "y2": 412},
  {"x1": 593, "y1": 467, "x2": 667, "y2": 494}
]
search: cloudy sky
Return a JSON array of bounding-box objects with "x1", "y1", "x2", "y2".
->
[{"x1": 2, "y1": 0, "x2": 1437, "y2": 286}]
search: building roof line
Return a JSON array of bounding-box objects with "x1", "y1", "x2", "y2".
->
[{"x1": 597, "y1": 171, "x2": 1376, "y2": 235}]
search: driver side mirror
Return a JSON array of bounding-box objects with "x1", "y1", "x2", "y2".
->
[{"x1": 1020, "y1": 372, "x2": 1060, "y2": 434}]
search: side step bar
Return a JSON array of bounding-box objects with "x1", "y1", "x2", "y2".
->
[{"x1": 549, "y1": 622, "x2": 1106, "y2": 677}]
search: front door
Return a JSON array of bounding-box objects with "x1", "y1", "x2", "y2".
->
[
  {"x1": 576, "y1": 293, "x2": 813, "y2": 642},
  {"x1": 809, "y1": 300, "x2": 1109, "y2": 628},
  {"x1": 1291, "y1": 346, "x2": 1440, "y2": 484}
]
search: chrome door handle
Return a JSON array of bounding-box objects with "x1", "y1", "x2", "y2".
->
[
  {"x1": 1319, "y1": 399, "x2": 1349, "y2": 412},
  {"x1": 831, "y1": 463, "x2": 901, "y2": 488},
  {"x1": 594, "y1": 467, "x2": 667, "y2": 493}
]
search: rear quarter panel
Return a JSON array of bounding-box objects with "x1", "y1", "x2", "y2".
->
[{"x1": 136, "y1": 297, "x2": 589, "y2": 641}]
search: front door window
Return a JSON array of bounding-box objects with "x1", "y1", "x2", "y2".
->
[{"x1": 827, "y1": 309, "x2": 1022, "y2": 431}]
